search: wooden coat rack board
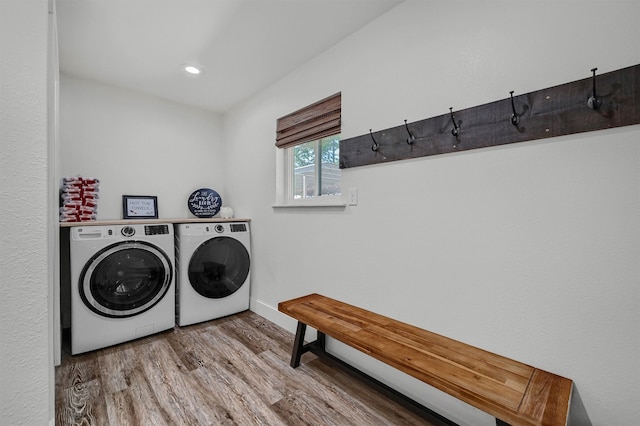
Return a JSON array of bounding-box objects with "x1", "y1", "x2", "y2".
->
[{"x1": 339, "y1": 63, "x2": 640, "y2": 169}]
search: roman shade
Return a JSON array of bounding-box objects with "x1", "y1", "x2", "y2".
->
[{"x1": 275, "y1": 92, "x2": 341, "y2": 149}]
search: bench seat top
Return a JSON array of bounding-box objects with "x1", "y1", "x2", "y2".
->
[{"x1": 278, "y1": 293, "x2": 572, "y2": 426}]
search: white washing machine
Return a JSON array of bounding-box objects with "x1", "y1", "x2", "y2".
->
[
  {"x1": 175, "y1": 221, "x2": 251, "y2": 326},
  {"x1": 70, "y1": 223, "x2": 175, "y2": 355}
]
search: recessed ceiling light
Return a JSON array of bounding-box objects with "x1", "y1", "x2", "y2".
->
[{"x1": 184, "y1": 65, "x2": 202, "y2": 75}]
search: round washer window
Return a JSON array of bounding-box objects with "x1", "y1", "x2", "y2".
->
[
  {"x1": 79, "y1": 241, "x2": 173, "y2": 318},
  {"x1": 188, "y1": 236, "x2": 250, "y2": 299}
]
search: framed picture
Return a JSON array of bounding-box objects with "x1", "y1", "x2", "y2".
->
[{"x1": 122, "y1": 195, "x2": 158, "y2": 219}]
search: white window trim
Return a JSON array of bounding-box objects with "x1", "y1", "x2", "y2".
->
[{"x1": 273, "y1": 145, "x2": 345, "y2": 208}]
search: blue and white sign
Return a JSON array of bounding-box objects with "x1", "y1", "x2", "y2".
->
[{"x1": 187, "y1": 188, "x2": 222, "y2": 218}]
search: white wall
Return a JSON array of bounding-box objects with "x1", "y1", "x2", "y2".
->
[
  {"x1": 0, "y1": 0, "x2": 53, "y2": 424},
  {"x1": 60, "y1": 74, "x2": 225, "y2": 220},
  {"x1": 224, "y1": 1, "x2": 640, "y2": 425}
]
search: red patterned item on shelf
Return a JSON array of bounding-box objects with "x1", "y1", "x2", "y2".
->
[{"x1": 60, "y1": 175, "x2": 100, "y2": 223}]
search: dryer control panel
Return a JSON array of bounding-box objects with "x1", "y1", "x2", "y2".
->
[{"x1": 230, "y1": 223, "x2": 247, "y2": 233}]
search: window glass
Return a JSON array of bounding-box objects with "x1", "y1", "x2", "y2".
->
[
  {"x1": 320, "y1": 135, "x2": 340, "y2": 196},
  {"x1": 291, "y1": 135, "x2": 340, "y2": 200}
]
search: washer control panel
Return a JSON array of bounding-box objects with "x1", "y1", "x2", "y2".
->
[{"x1": 119, "y1": 224, "x2": 170, "y2": 237}]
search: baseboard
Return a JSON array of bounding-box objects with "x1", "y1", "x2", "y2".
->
[
  {"x1": 249, "y1": 297, "x2": 295, "y2": 330},
  {"x1": 249, "y1": 297, "x2": 318, "y2": 339}
]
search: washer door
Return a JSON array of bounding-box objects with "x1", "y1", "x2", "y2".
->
[
  {"x1": 188, "y1": 236, "x2": 250, "y2": 299},
  {"x1": 80, "y1": 241, "x2": 173, "y2": 318}
]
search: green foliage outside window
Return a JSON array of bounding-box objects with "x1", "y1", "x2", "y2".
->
[
  {"x1": 294, "y1": 135, "x2": 340, "y2": 168},
  {"x1": 292, "y1": 135, "x2": 341, "y2": 198}
]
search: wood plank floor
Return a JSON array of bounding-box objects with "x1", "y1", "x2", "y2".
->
[{"x1": 56, "y1": 311, "x2": 446, "y2": 425}]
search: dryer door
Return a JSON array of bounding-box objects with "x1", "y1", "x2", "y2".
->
[
  {"x1": 188, "y1": 236, "x2": 250, "y2": 299},
  {"x1": 79, "y1": 241, "x2": 173, "y2": 318}
]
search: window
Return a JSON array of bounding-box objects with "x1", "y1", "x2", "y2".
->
[
  {"x1": 276, "y1": 93, "x2": 342, "y2": 205},
  {"x1": 289, "y1": 135, "x2": 341, "y2": 199}
]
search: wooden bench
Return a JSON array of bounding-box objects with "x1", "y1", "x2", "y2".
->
[{"x1": 278, "y1": 293, "x2": 572, "y2": 426}]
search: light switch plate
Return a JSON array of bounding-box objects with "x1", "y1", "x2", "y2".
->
[{"x1": 348, "y1": 188, "x2": 358, "y2": 205}]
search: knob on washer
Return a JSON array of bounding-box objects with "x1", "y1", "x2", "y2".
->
[{"x1": 121, "y1": 226, "x2": 135, "y2": 237}]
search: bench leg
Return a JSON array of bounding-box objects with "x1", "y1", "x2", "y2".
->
[
  {"x1": 290, "y1": 323, "x2": 327, "y2": 368},
  {"x1": 290, "y1": 322, "x2": 307, "y2": 368},
  {"x1": 317, "y1": 331, "x2": 326, "y2": 350}
]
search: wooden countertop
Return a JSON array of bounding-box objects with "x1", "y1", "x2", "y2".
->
[{"x1": 59, "y1": 218, "x2": 251, "y2": 227}]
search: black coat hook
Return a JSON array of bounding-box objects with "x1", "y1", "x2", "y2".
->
[
  {"x1": 370, "y1": 129, "x2": 379, "y2": 152},
  {"x1": 449, "y1": 107, "x2": 459, "y2": 137},
  {"x1": 587, "y1": 67, "x2": 602, "y2": 110},
  {"x1": 404, "y1": 120, "x2": 415, "y2": 144},
  {"x1": 510, "y1": 91, "x2": 519, "y2": 126}
]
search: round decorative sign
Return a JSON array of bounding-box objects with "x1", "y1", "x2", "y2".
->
[{"x1": 187, "y1": 188, "x2": 222, "y2": 218}]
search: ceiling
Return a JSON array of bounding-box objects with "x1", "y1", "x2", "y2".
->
[{"x1": 56, "y1": 0, "x2": 403, "y2": 114}]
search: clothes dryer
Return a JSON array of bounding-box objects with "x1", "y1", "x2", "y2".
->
[
  {"x1": 175, "y1": 222, "x2": 251, "y2": 326},
  {"x1": 69, "y1": 223, "x2": 175, "y2": 355}
]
